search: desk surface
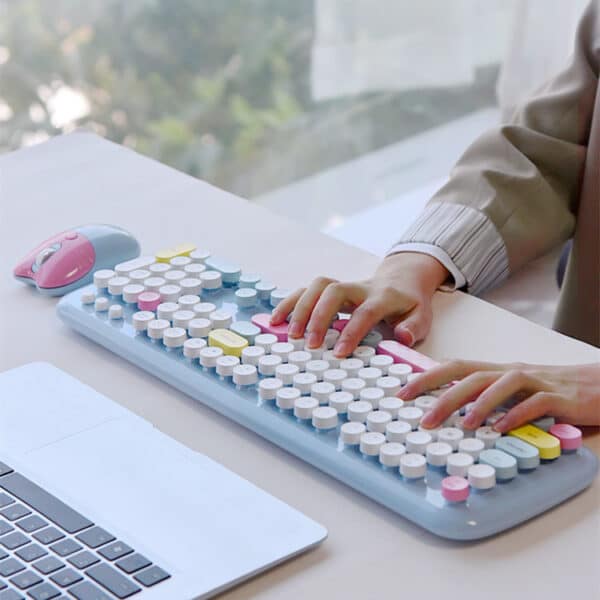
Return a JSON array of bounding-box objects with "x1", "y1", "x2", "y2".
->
[{"x1": 1, "y1": 133, "x2": 598, "y2": 600}]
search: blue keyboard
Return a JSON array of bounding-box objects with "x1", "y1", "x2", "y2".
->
[{"x1": 57, "y1": 247, "x2": 599, "y2": 540}]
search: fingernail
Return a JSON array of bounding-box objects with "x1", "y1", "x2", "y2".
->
[
  {"x1": 333, "y1": 341, "x2": 349, "y2": 357},
  {"x1": 306, "y1": 331, "x2": 320, "y2": 348},
  {"x1": 397, "y1": 327, "x2": 414, "y2": 347},
  {"x1": 289, "y1": 322, "x2": 302, "y2": 338},
  {"x1": 463, "y1": 413, "x2": 478, "y2": 429},
  {"x1": 493, "y1": 418, "x2": 508, "y2": 433}
]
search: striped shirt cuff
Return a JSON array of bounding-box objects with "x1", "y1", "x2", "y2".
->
[{"x1": 387, "y1": 202, "x2": 509, "y2": 296}]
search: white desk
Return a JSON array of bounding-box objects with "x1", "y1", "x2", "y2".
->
[{"x1": 1, "y1": 133, "x2": 598, "y2": 600}]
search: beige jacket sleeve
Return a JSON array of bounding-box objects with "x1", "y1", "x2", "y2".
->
[{"x1": 389, "y1": 0, "x2": 599, "y2": 296}]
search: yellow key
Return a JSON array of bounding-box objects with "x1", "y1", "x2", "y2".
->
[
  {"x1": 508, "y1": 424, "x2": 561, "y2": 460},
  {"x1": 155, "y1": 243, "x2": 196, "y2": 263},
  {"x1": 208, "y1": 328, "x2": 248, "y2": 357}
]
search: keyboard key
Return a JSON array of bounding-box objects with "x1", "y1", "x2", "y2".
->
[
  {"x1": 67, "y1": 552, "x2": 99, "y2": 570},
  {"x1": 9, "y1": 569, "x2": 42, "y2": 589},
  {"x1": 115, "y1": 554, "x2": 150, "y2": 575},
  {"x1": 49, "y1": 540, "x2": 81, "y2": 558},
  {"x1": 0, "y1": 558, "x2": 25, "y2": 576},
  {"x1": 68, "y1": 581, "x2": 112, "y2": 600},
  {"x1": 0, "y1": 589, "x2": 24, "y2": 600},
  {"x1": 0, "y1": 474, "x2": 92, "y2": 534},
  {"x1": 97, "y1": 542, "x2": 132, "y2": 562},
  {"x1": 15, "y1": 516, "x2": 46, "y2": 534},
  {"x1": 0, "y1": 496, "x2": 14, "y2": 510},
  {"x1": 0, "y1": 523, "x2": 13, "y2": 537},
  {"x1": 27, "y1": 582, "x2": 62, "y2": 600},
  {"x1": 15, "y1": 544, "x2": 47, "y2": 563},
  {"x1": 49, "y1": 568, "x2": 82, "y2": 588},
  {"x1": 1, "y1": 532, "x2": 30, "y2": 550},
  {"x1": 0, "y1": 464, "x2": 13, "y2": 478},
  {"x1": 376, "y1": 340, "x2": 439, "y2": 372},
  {"x1": 508, "y1": 424, "x2": 561, "y2": 460},
  {"x1": 32, "y1": 556, "x2": 64, "y2": 575},
  {"x1": 85, "y1": 564, "x2": 141, "y2": 598},
  {"x1": 133, "y1": 566, "x2": 170, "y2": 587},
  {"x1": 0, "y1": 505, "x2": 30, "y2": 523},
  {"x1": 75, "y1": 528, "x2": 114, "y2": 550},
  {"x1": 32, "y1": 528, "x2": 64, "y2": 546}
]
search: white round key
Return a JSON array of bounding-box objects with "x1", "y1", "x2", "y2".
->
[
  {"x1": 193, "y1": 302, "x2": 217, "y2": 319},
  {"x1": 405, "y1": 431, "x2": 432, "y2": 454},
  {"x1": 359, "y1": 387, "x2": 384, "y2": 409},
  {"x1": 323, "y1": 369, "x2": 347, "y2": 390},
  {"x1": 304, "y1": 343, "x2": 327, "y2": 360},
  {"x1": 200, "y1": 270, "x2": 222, "y2": 290},
  {"x1": 163, "y1": 327, "x2": 187, "y2": 348},
  {"x1": 255, "y1": 333, "x2": 278, "y2": 353},
  {"x1": 216, "y1": 355, "x2": 240, "y2": 377},
  {"x1": 199, "y1": 346, "x2": 223, "y2": 368},
  {"x1": 94, "y1": 269, "x2": 115, "y2": 289},
  {"x1": 388, "y1": 363, "x2": 412, "y2": 384},
  {"x1": 132, "y1": 311, "x2": 155, "y2": 332},
  {"x1": 180, "y1": 278, "x2": 202, "y2": 295},
  {"x1": 294, "y1": 396, "x2": 318, "y2": 420},
  {"x1": 426, "y1": 441, "x2": 453, "y2": 466},
  {"x1": 400, "y1": 453, "x2": 427, "y2": 479},
  {"x1": 341, "y1": 378, "x2": 366, "y2": 399},
  {"x1": 360, "y1": 432, "x2": 386, "y2": 456},
  {"x1": 81, "y1": 290, "x2": 96, "y2": 305},
  {"x1": 310, "y1": 382, "x2": 336, "y2": 404},
  {"x1": 379, "y1": 442, "x2": 406, "y2": 467},
  {"x1": 418, "y1": 424, "x2": 442, "y2": 441},
  {"x1": 366, "y1": 410, "x2": 392, "y2": 433},
  {"x1": 438, "y1": 427, "x2": 464, "y2": 450},
  {"x1": 415, "y1": 395, "x2": 437, "y2": 413},
  {"x1": 108, "y1": 276, "x2": 130, "y2": 295},
  {"x1": 209, "y1": 310, "x2": 232, "y2": 329},
  {"x1": 353, "y1": 346, "x2": 376, "y2": 361},
  {"x1": 305, "y1": 360, "x2": 330, "y2": 380},
  {"x1": 276, "y1": 387, "x2": 301, "y2": 410},
  {"x1": 288, "y1": 350, "x2": 311, "y2": 370},
  {"x1": 129, "y1": 269, "x2": 151, "y2": 283},
  {"x1": 357, "y1": 367, "x2": 382, "y2": 387},
  {"x1": 241, "y1": 345, "x2": 265, "y2": 366},
  {"x1": 271, "y1": 342, "x2": 294, "y2": 362},
  {"x1": 159, "y1": 284, "x2": 181, "y2": 302},
  {"x1": 322, "y1": 351, "x2": 342, "y2": 369},
  {"x1": 458, "y1": 437, "x2": 485, "y2": 460},
  {"x1": 339, "y1": 358, "x2": 364, "y2": 377},
  {"x1": 94, "y1": 297, "x2": 109, "y2": 312},
  {"x1": 312, "y1": 406, "x2": 338, "y2": 430},
  {"x1": 270, "y1": 288, "x2": 290, "y2": 308},
  {"x1": 233, "y1": 364, "x2": 258, "y2": 386},
  {"x1": 274, "y1": 363, "x2": 299, "y2": 384},
  {"x1": 183, "y1": 337, "x2": 207, "y2": 358},
  {"x1": 235, "y1": 288, "x2": 258, "y2": 308},
  {"x1": 108, "y1": 305, "x2": 123, "y2": 319},
  {"x1": 288, "y1": 337, "x2": 306, "y2": 351},
  {"x1": 144, "y1": 276, "x2": 166, "y2": 292},
  {"x1": 258, "y1": 354, "x2": 282, "y2": 376},
  {"x1": 172, "y1": 310, "x2": 195, "y2": 329},
  {"x1": 340, "y1": 421, "x2": 366, "y2": 445},
  {"x1": 476, "y1": 426, "x2": 501, "y2": 449},
  {"x1": 164, "y1": 269, "x2": 186, "y2": 283},
  {"x1": 157, "y1": 302, "x2": 179, "y2": 321},
  {"x1": 370, "y1": 354, "x2": 393, "y2": 374},
  {"x1": 170, "y1": 256, "x2": 192, "y2": 268},
  {"x1": 239, "y1": 273, "x2": 261, "y2": 288},
  {"x1": 379, "y1": 397, "x2": 404, "y2": 418},
  {"x1": 397, "y1": 406, "x2": 424, "y2": 429},
  {"x1": 147, "y1": 319, "x2": 170, "y2": 340},
  {"x1": 446, "y1": 452, "x2": 474, "y2": 477},
  {"x1": 178, "y1": 294, "x2": 201, "y2": 310},
  {"x1": 258, "y1": 378, "x2": 283, "y2": 401},
  {"x1": 324, "y1": 329, "x2": 340, "y2": 349},
  {"x1": 149, "y1": 263, "x2": 170, "y2": 275},
  {"x1": 255, "y1": 281, "x2": 276, "y2": 300},
  {"x1": 328, "y1": 391, "x2": 354, "y2": 414},
  {"x1": 189, "y1": 249, "x2": 210, "y2": 263},
  {"x1": 292, "y1": 372, "x2": 317, "y2": 394},
  {"x1": 468, "y1": 463, "x2": 496, "y2": 490},
  {"x1": 386, "y1": 420, "x2": 412, "y2": 443},
  {"x1": 376, "y1": 376, "x2": 402, "y2": 397},
  {"x1": 188, "y1": 318, "x2": 212, "y2": 338},
  {"x1": 184, "y1": 263, "x2": 206, "y2": 276},
  {"x1": 347, "y1": 401, "x2": 373, "y2": 423}
]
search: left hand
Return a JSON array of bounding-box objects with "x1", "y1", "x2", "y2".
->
[{"x1": 397, "y1": 360, "x2": 600, "y2": 433}]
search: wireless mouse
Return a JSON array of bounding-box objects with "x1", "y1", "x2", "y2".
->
[{"x1": 13, "y1": 224, "x2": 140, "y2": 296}]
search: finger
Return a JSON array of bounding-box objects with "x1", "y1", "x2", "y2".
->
[
  {"x1": 333, "y1": 300, "x2": 386, "y2": 357},
  {"x1": 270, "y1": 288, "x2": 305, "y2": 326},
  {"x1": 420, "y1": 371, "x2": 502, "y2": 428},
  {"x1": 286, "y1": 277, "x2": 336, "y2": 340},
  {"x1": 392, "y1": 304, "x2": 432, "y2": 347},
  {"x1": 462, "y1": 369, "x2": 547, "y2": 430},
  {"x1": 494, "y1": 392, "x2": 564, "y2": 433}
]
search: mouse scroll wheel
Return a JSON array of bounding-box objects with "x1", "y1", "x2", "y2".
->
[{"x1": 32, "y1": 243, "x2": 61, "y2": 271}]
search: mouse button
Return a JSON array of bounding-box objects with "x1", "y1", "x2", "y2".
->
[{"x1": 36, "y1": 236, "x2": 96, "y2": 290}]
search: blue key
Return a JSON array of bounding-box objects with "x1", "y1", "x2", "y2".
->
[
  {"x1": 204, "y1": 258, "x2": 241, "y2": 284},
  {"x1": 479, "y1": 449, "x2": 518, "y2": 481},
  {"x1": 239, "y1": 273, "x2": 261, "y2": 289},
  {"x1": 495, "y1": 436, "x2": 540, "y2": 470},
  {"x1": 230, "y1": 321, "x2": 261, "y2": 344}
]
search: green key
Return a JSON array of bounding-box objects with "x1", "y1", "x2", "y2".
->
[
  {"x1": 479, "y1": 448, "x2": 518, "y2": 481},
  {"x1": 495, "y1": 436, "x2": 540, "y2": 470}
]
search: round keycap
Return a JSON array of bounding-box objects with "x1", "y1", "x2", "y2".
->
[
  {"x1": 339, "y1": 358, "x2": 364, "y2": 377},
  {"x1": 199, "y1": 346, "x2": 223, "y2": 368},
  {"x1": 239, "y1": 273, "x2": 261, "y2": 288},
  {"x1": 193, "y1": 302, "x2": 217, "y2": 319},
  {"x1": 183, "y1": 338, "x2": 207, "y2": 358},
  {"x1": 441, "y1": 476, "x2": 470, "y2": 502},
  {"x1": 94, "y1": 269, "x2": 115, "y2": 289},
  {"x1": 405, "y1": 431, "x2": 432, "y2": 454},
  {"x1": 347, "y1": 401, "x2": 373, "y2": 423},
  {"x1": 276, "y1": 387, "x2": 301, "y2": 410},
  {"x1": 353, "y1": 346, "x2": 376, "y2": 361},
  {"x1": 241, "y1": 346, "x2": 265, "y2": 366},
  {"x1": 342, "y1": 378, "x2": 366, "y2": 399},
  {"x1": 468, "y1": 464, "x2": 496, "y2": 490},
  {"x1": 129, "y1": 269, "x2": 151, "y2": 284},
  {"x1": 379, "y1": 442, "x2": 406, "y2": 467},
  {"x1": 163, "y1": 327, "x2": 187, "y2": 348},
  {"x1": 157, "y1": 302, "x2": 179, "y2": 321},
  {"x1": 294, "y1": 396, "x2": 318, "y2": 420},
  {"x1": 323, "y1": 368, "x2": 347, "y2": 389},
  {"x1": 164, "y1": 270, "x2": 186, "y2": 283},
  {"x1": 304, "y1": 343, "x2": 327, "y2": 360},
  {"x1": 288, "y1": 350, "x2": 311, "y2": 370},
  {"x1": 137, "y1": 291, "x2": 161, "y2": 312},
  {"x1": 81, "y1": 290, "x2": 96, "y2": 305},
  {"x1": 475, "y1": 426, "x2": 501, "y2": 449},
  {"x1": 158, "y1": 284, "x2": 181, "y2": 303},
  {"x1": 397, "y1": 406, "x2": 424, "y2": 429},
  {"x1": 426, "y1": 442, "x2": 453, "y2": 466},
  {"x1": 293, "y1": 372, "x2": 317, "y2": 394},
  {"x1": 358, "y1": 367, "x2": 383, "y2": 387},
  {"x1": 340, "y1": 421, "x2": 366, "y2": 445},
  {"x1": 378, "y1": 397, "x2": 404, "y2": 418},
  {"x1": 149, "y1": 263, "x2": 170, "y2": 275},
  {"x1": 259, "y1": 378, "x2": 283, "y2": 401},
  {"x1": 376, "y1": 376, "x2": 402, "y2": 397},
  {"x1": 458, "y1": 437, "x2": 485, "y2": 460},
  {"x1": 184, "y1": 263, "x2": 206, "y2": 277},
  {"x1": 385, "y1": 420, "x2": 412, "y2": 443},
  {"x1": 437, "y1": 427, "x2": 464, "y2": 450},
  {"x1": 271, "y1": 342, "x2": 294, "y2": 362},
  {"x1": 312, "y1": 406, "x2": 338, "y2": 430},
  {"x1": 216, "y1": 355, "x2": 240, "y2": 377},
  {"x1": 306, "y1": 360, "x2": 330, "y2": 380},
  {"x1": 108, "y1": 276, "x2": 130, "y2": 295},
  {"x1": 122, "y1": 283, "x2": 144, "y2": 304},
  {"x1": 400, "y1": 453, "x2": 427, "y2": 479},
  {"x1": 172, "y1": 310, "x2": 195, "y2": 329},
  {"x1": 108, "y1": 305, "x2": 123, "y2": 320},
  {"x1": 255, "y1": 280, "x2": 276, "y2": 300},
  {"x1": 446, "y1": 452, "x2": 474, "y2": 477},
  {"x1": 288, "y1": 336, "x2": 306, "y2": 351},
  {"x1": 94, "y1": 297, "x2": 109, "y2": 312},
  {"x1": 233, "y1": 364, "x2": 258, "y2": 386},
  {"x1": 274, "y1": 363, "x2": 300, "y2": 385},
  {"x1": 209, "y1": 310, "x2": 232, "y2": 329},
  {"x1": 235, "y1": 288, "x2": 258, "y2": 308},
  {"x1": 322, "y1": 351, "x2": 342, "y2": 369},
  {"x1": 258, "y1": 354, "x2": 283, "y2": 376},
  {"x1": 180, "y1": 279, "x2": 201, "y2": 296},
  {"x1": 310, "y1": 382, "x2": 336, "y2": 403},
  {"x1": 188, "y1": 318, "x2": 212, "y2": 338},
  {"x1": 418, "y1": 424, "x2": 442, "y2": 441},
  {"x1": 359, "y1": 387, "x2": 384, "y2": 408},
  {"x1": 170, "y1": 256, "x2": 192, "y2": 268},
  {"x1": 324, "y1": 329, "x2": 340, "y2": 349},
  {"x1": 359, "y1": 431, "x2": 386, "y2": 456},
  {"x1": 189, "y1": 249, "x2": 210, "y2": 263},
  {"x1": 142, "y1": 277, "x2": 164, "y2": 294},
  {"x1": 479, "y1": 449, "x2": 517, "y2": 481},
  {"x1": 270, "y1": 288, "x2": 290, "y2": 308},
  {"x1": 132, "y1": 311, "x2": 155, "y2": 332},
  {"x1": 366, "y1": 410, "x2": 392, "y2": 433},
  {"x1": 255, "y1": 334, "x2": 278, "y2": 353},
  {"x1": 414, "y1": 395, "x2": 437, "y2": 413},
  {"x1": 369, "y1": 354, "x2": 393, "y2": 374},
  {"x1": 549, "y1": 423, "x2": 582, "y2": 451},
  {"x1": 388, "y1": 363, "x2": 412, "y2": 383},
  {"x1": 178, "y1": 294, "x2": 201, "y2": 310},
  {"x1": 200, "y1": 271, "x2": 222, "y2": 290}
]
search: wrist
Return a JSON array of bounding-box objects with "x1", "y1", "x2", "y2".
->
[{"x1": 377, "y1": 252, "x2": 450, "y2": 294}]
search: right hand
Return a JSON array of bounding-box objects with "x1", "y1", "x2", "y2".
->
[{"x1": 270, "y1": 252, "x2": 450, "y2": 357}]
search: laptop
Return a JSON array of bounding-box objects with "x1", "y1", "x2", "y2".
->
[{"x1": 0, "y1": 362, "x2": 326, "y2": 599}]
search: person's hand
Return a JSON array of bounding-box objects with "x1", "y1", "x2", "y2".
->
[
  {"x1": 398, "y1": 360, "x2": 600, "y2": 432},
  {"x1": 270, "y1": 253, "x2": 449, "y2": 357}
]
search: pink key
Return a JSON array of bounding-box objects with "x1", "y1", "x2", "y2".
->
[
  {"x1": 251, "y1": 313, "x2": 289, "y2": 342},
  {"x1": 332, "y1": 318, "x2": 350, "y2": 332},
  {"x1": 441, "y1": 476, "x2": 470, "y2": 502},
  {"x1": 376, "y1": 340, "x2": 439, "y2": 372},
  {"x1": 138, "y1": 291, "x2": 161, "y2": 312},
  {"x1": 549, "y1": 423, "x2": 582, "y2": 451}
]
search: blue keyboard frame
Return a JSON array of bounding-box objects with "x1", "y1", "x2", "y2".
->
[{"x1": 58, "y1": 284, "x2": 599, "y2": 541}]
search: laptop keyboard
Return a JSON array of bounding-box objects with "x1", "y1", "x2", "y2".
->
[{"x1": 0, "y1": 461, "x2": 169, "y2": 599}]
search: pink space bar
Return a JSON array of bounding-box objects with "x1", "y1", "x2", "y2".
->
[{"x1": 376, "y1": 340, "x2": 439, "y2": 372}]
